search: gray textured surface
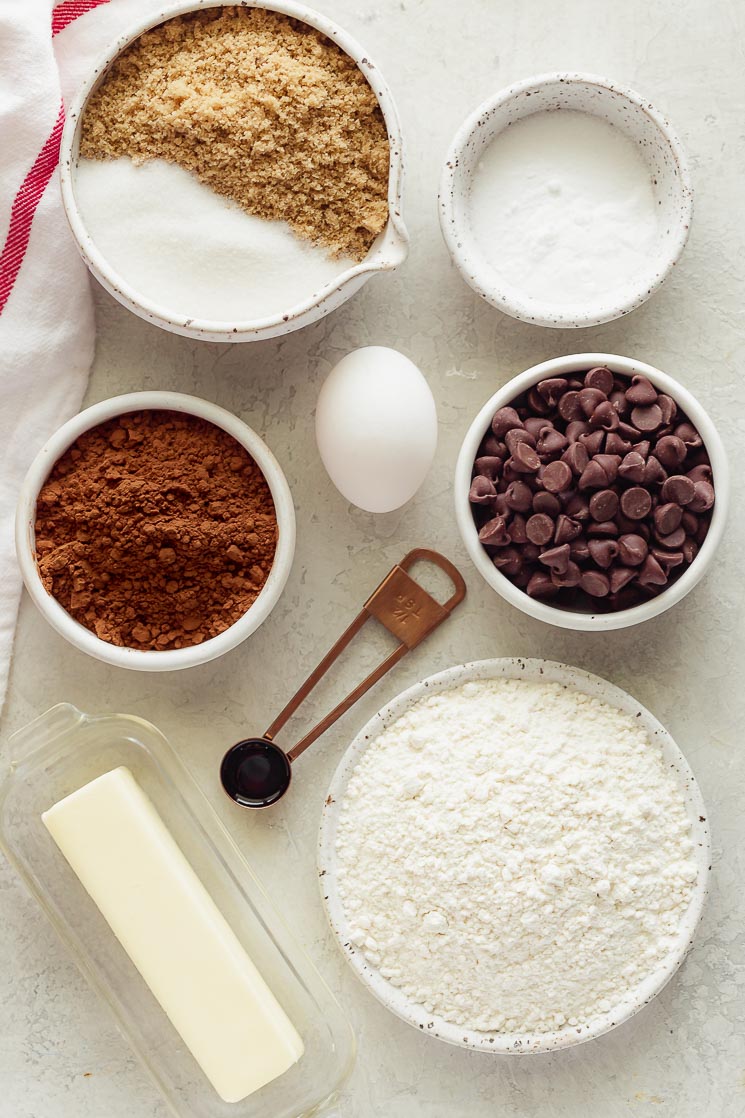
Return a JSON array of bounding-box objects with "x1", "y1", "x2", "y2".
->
[{"x1": 2, "y1": 0, "x2": 744, "y2": 1115}]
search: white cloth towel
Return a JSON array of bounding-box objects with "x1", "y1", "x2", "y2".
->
[{"x1": 0, "y1": 0, "x2": 152, "y2": 714}]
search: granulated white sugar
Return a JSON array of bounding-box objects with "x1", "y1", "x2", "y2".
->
[
  {"x1": 468, "y1": 110, "x2": 659, "y2": 306},
  {"x1": 335, "y1": 678, "x2": 696, "y2": 1034},
  {"x1": 75, "y1": 158, "x2": 356, "y2": 323}
]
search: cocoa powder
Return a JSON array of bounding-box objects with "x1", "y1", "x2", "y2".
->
[{"x1": 34, "y1": 410, "x2": 278, "y2": 650}]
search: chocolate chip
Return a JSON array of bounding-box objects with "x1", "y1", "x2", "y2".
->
[
  {"x1": 558, "y1": 391, "x2": 584, "y2": 422},
  {"x1": 524, "y1": 417, "x2": 553, "y2": 438},
  {"x1": 651, "y1": 548, "x2": 684, "y2": 571},
  {"x1": 687, "y1": 463, "x2": 713, "y2": 484},
  {"x1": 469, "y1": 476, "x2": 496, "y2": 504},
  {"x1": 570, "y1": 537, "x2": 590, "y2": 562},
  {"x1": 537, "y1": 428, "x2": 568, "y2": 457},
  {"x1": 588, "y1": 520, "x2": 618, "y2": 537},
  {"x1": 609, "y1": 390, "x2": 630, "y2": 417},
  {"x1": 589, "y1": 489, "x2": 619, "y2": 522},
  {"x1": 533, "y1": 491, "x2": 561, "y2": 517},
  {"x1": 631, "y1": 404, "x2": 663, "y2": 432},
  {"x1": 638, "y1": 554, "x2": 667, "y2": 587},
  {"x1": 565, "y1": 420, "x2": 591, "y2": 443},
  {"x1": 642, "y1": 455, "x2": 667, "y2": 486},
  {"x1": 562, "y1": 442, "x2": 590, "y2": 475},
  {"x1": 541, "y1": 459, "x2": 572, "y2": 493},
  {"x1": 478, "y1": 516, "x2": 511, "y2": 547},
  {"x1": 491, "y1": 407, "x2": 523, "y2": 437},
  {"x1": 682, "y1": 538, "x2": 698, "y2": 564},
  {"x1": 675, "y1": 422, "x2": 702, "y2": 449},
  {"x1": 526, "y1": 571, "x2": 557, "y2": 597},
  {"x1": 655, "y1": 526, "x2": 686, "y2": 549},
  {"x1": 505, "y1": 428, "x2": 536, "y2": 454},
  {"x1": 626, "y1": 375, "x2": 657, "y2": 405},
  {"x1": 605, "y1": 432, "x2": 632, "y2": 456},
  {"x1": 588, "y1": 539, "x2": 618, "y2": 569},
  {"x1": 584, "y1": 366, "x2": 614, "y2": 394},
  {"x1": 554, "y1": 514, "x2": 583, "y2": 544},
  {"x1": 688, "y1": 480, "x2": 715, "y2": 512},
  {"x1": 563, "y1": 494, "x2": 590, "y2": 521},
  {"x1": 618, "y1": 451, "x2": 646, "y2": 483},
  {"x1": 590, "y1": 400, "x2": 619, "y2": 431},
  {"x1": 527, "y1": 387, "x2": 553, "y2": 416},
  {"x1": 593, "y1": 453, "x2": 621, "y2": 484},
  {"x1": 580, "y1": 570, "x2": 610, "y2": 597},
  {"x1": 661, "y1": 474, "x2": 696, "y2": 505},
  {"x1": 654, "y1": 502, "x2": 683, "y2": 536},
  {"x1": 610, "y1": 566, "x2": 636, "y2": 593},
  {"x1": 681, "y1": 510, "x2": 699, "y2": 536},
  {"x1": 475, "y1": 456, "x2": 503, "y2": 480},
  {"x1": 508, "y1": 514, "x2": 528, "y2": 544},
  {"x1": 578, "y1": 430, "x2": 605, "y2": 456},
  {"x1": 551, "y1": 560, "x2": 582, "y2": 588},
  {"x1": 655, "y1": 435, "x2": 687, "y2": 468},
  {"x1": 526, "y1": 513, "x2": 554, "y2": 546},
  {"x1": 537, "y1": 378, "x2": 569, "y2": 407},
  {"x1": 511, "y1": 441, "x2": 541, "y2": 473},
  {"x1": 579, "y1": 387, "x2": 607, "y2": 418},
  {"x1": 578, "y1": 459, "x2": 610, "y2": 490},
  {"x1": 539, "y1": 544, "x2": 571, "y2": 574},
  {"x1": 492, "y1": 547, "x2": 522, "y2": 577},
  {"x1": 505, "y1": 480, "x2": 533, "y2": 512},
  {"x1": 618, "y1": 534, "x2": 648, "y2": 566},
  {"x1": 657, "y1": 395, "x2": 678, "y2": 425},
  {"x1": 620, "y1": 487, "x2": 652, "y2": 520}
]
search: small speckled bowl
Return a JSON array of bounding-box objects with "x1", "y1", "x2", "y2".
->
[
  {"x1": 59, "y1": 0, "x2": 408, "y2": 343},
  {"x1": 439, "y1": 72, "x2": 693, "y2": 328},
  {"x1": 319, "y1": 658, "x2": 711, "y2": 1053}
]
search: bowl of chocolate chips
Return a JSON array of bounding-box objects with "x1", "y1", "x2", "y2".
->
[{"x1": 455, "y1": 354, "x2": 728, "y2": 631}]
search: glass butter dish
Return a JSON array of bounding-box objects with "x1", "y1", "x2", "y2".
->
[{"x1": 0, "y1": 705, "x2": 354, "y2": 1118}]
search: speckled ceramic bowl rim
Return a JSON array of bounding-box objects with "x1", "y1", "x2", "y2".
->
[
  {"x1": 454, "y1": 353, "x2": 729, "y2": 632},
  {"x1": 15, "y1": 391, "x2": 296, "y2": 671},
  {"x1": 59, "y1": 0, "x2": 408, "y2": 341},
  {"x1": 318, "y1": 657, "x2": 711, "y2": 1054},
  {"x1": 438, "y1": 72, "x2": 694, "y2": 329}
]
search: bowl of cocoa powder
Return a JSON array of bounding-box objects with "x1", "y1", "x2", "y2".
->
[
  {"x1": 455, "y1": 353, "x2": 729, "y2": 632},
  {"x1": 16, "y1": 392, "x2": 295, "y2": 669},
  {"x1": 58, "y1": 1, "x2": 408, "y2": 342}
]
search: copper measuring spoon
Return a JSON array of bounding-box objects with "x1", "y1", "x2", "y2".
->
[{"x1": 220, "y1": 549, "x2": 466, "y2": 809}]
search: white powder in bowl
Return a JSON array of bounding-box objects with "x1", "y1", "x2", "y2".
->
[
  {"x1": 74, "y1": 157, "x2": 356, "y2": 323},
  {"x1": 335, "y1": 678, "x2": 697, "y2": 1034},
  {"x1": 468, "y1": 110, "x2": 659, "y2": 306}
]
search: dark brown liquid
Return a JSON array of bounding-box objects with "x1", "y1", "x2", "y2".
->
[{"x1": 220, "y1": 738, "x2": 291, "y2": 808}]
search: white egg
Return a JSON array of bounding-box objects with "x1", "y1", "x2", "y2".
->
[{"x1": 315, "y1": 347, "x2": 438, "y2": 513}]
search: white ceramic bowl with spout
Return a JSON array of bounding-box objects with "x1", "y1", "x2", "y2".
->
[{"x1": 59, "y1": 0, "x2": 408, "y2": 342}]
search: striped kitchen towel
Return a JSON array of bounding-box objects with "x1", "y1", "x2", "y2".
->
[{"x1": 0, "y1": 0, "x2": 152, "y2": 713}]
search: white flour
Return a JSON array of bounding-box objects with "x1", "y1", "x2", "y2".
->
[
  {"x1": 74, "y1": 157, "x2": 355, "y2": 322},
  {"x1": 468, "y1": 110, "x2": 659, "y2": 305},
  {"x1": 335, "y1": 678, "x2": 696, "y2": 1034}
]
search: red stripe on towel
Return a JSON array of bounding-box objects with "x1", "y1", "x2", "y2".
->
[
  {"x1": 0, "y1": 0, "x2": 112, "y2": 314},
  {"x1": 0, "y1": 104, "x2": 65, "y2": 314},
  {"x1": 52, "y1": 0, "x2": 112, "y2": 36}
]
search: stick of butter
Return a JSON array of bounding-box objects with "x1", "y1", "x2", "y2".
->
[{"x1": 42, "y1": 766, "x2": 304, "y2": 1103}]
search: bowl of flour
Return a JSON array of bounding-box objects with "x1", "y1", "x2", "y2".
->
[
  {"x1": 319, "y1": 658, "x2": 709, "y2": 1052},
  {"x1": 439, "y1": 73, "x2": 693, "y2": 328}
]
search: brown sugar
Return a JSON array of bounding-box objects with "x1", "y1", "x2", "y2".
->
[
  {"x1": 79, "y1": 6, "x2": 390, "y2": 261},
  {"x1": 34, "y1": 410, "x2": 278, "y2": 651}
]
